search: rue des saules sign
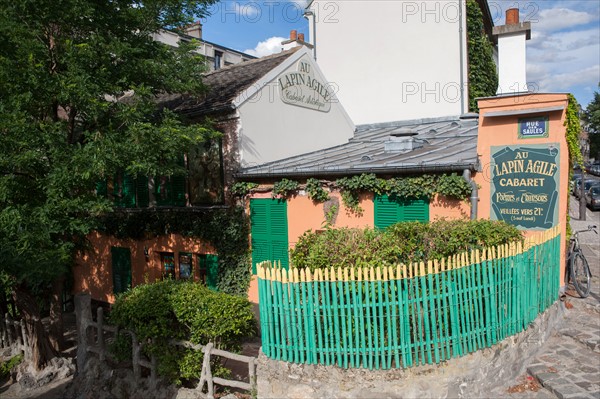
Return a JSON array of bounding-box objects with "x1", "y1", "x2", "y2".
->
[
  {"x1": 491, "y1": 144, "x2": 559, "y2": 230},
  {"x1": 278, "y1": 60, "x2": 332, "y2": 112}
]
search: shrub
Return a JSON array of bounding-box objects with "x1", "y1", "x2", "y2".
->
[
  {"x1": 290, "y1": 219, "x2": 522, "y2": 271},
  {"x1": 0, "y1": 354, "x2": 22, "y2": 379},
  {"x1": 290, "y1": 227, "x2": 400, "y2": 271},
  {"x1": 170, "y1": 282, "x2": 256, "y2": 351},
  {"x1": 108, "y1": 280, "x2": 256, "y2": 384}
]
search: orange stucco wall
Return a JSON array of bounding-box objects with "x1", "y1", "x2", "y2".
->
[
  {"x1": 73, "y1": 232, "x2": 215, "y2": 303},
  {"x1": 476, "y1": 93, "x2": 570, "y2": 284},
  {"x1": 430, "y1": 194, "x2": 471, "y2": 220}
]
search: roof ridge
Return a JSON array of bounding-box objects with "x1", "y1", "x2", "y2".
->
[{"x1": 203, "y1": 46, "x2": 300, "y2": 77}]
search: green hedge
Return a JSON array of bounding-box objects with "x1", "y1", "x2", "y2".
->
[
  {"x1": 290, "y1": 219, "x2": 523, "y2": 271},
  {"x1": 108, "y1": 280, "x2": 256, "y2": 384}
]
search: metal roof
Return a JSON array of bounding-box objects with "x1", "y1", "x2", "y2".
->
[{"x1": 238, "y1": 115, "x2": 480, "y2": 179}]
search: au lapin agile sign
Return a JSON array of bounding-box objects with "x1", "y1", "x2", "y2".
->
[
  {"x1": 491, "y1": 144, "x2": 559, "y2": 230},
  {"x1": 278, "y1": 60, "x2": 332, "y2": 112}
]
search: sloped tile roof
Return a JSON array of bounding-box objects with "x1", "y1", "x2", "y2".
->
[
  {"x1": 156, "y1": 47, "x2": 299, "y2": 118},
  {"x1": 238, "y1": 116, "x2": 480, "y2": 178}
]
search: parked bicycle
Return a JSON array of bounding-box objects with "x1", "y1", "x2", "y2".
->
[{"x1": 566, "y1": 225, "x2": 597, "y2": 298}]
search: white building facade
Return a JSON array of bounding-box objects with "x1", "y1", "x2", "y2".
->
[{"x1": 305, "y1": 0, "x2": 492, "y2": 124}]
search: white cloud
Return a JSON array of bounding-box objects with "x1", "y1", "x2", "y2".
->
[
  {"x1": 529, "y1": 65, "x2": 600, "y2": 92},
  {"x1": 243, "y1": 36, "x2": 287, "y2": 57},
  {"x1": 523, "y1": 3, "x2": 600, "y2": 105},
  {"x1": 534, "y1": 8, "x2": 597, "y2": 32}
]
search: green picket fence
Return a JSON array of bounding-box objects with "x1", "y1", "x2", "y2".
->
[{"x1": 257, "y1": 226, "x2": 561, "y2": 370}]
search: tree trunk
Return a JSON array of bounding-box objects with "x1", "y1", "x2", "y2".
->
[
  {"x1": 13, "y1": 285, "x2": 58, "y2": 370},
  {"x1": 49, "y1": 275, "x2": 65, "y2": 352},
  {"x1": 579, "y1": 172, "x2": 587, "y2": 221}
]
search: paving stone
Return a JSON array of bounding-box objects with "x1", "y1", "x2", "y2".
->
[
  {"x1": 576, "y1": 381, "x2": 595, "y2": 391},
  {"x1": 579, "y1": 366, "x2": 599, "y2": 374},
  {"x1": 536, "y1": 372, "x2": 560, "y2": 385},
  {"x1": 528, "y1": 365, "x2": 552, "y2": 376}
]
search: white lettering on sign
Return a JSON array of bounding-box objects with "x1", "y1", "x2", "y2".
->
[{"x1": 278, "y1": 60, "x2": 332, "y2": 112}]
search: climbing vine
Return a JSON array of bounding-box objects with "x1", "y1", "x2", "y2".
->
[
  {"x1": 336, "y1": 174, "x2": 385, "y2": 213},
  {"x1": 272, "y1": 178, "x2": 300, "y2": 198},
  {"x1": 230, "y1": 182, "x2": 259, "y2": 197},
  {"x1": 466, "y1": 0, "x2": 498, "y2": 112},
  {"x1": 97, "y1": 207, "x2": 251, "y2": 296},
  {"x1": 236, "y1": 173, "x2": 472, "y2": 215},
  {"x1": 565, "y1": 94, "x2": 584, "y2": 167},
  {"x1": 305, "y1": 178, "x2": 330, "y2": 202},
  {"x1": 565, "y1": 94, "x2": 583, "y2": 240}
]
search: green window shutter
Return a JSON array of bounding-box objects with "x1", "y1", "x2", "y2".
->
[
  {"x1": 374, "y1": 194, "x2": 401, "y2": 229},
  {"x1": 96, "y1": 180, "x2": 108, "y2": 197},
  {"x1": 113, "y1": 173, "x2": 136, "y2": 208},
  {"x1": 111, "y1": 247, "x2": 132, "y2": 295},
  {"x1": 113, "y1": 174, "x2": 122, "y2": 207},
  {"x1": 136, "y1": 176, "x2": 149, "y2": 207},
  {"x1": 122, "y1": 173, "x2": 136, "y2": 207},
  {"x1": 250, "y1": 199, "x2": 289, "y2": 273},
  {"x1": 374, "y1": 195, "x2": 429, "y2": 229},
  {"x1": 205, "y1": 254, "x2": 219, "y2": 290},
  {"x1": 172, "y1": 175, "x2": 186, "y2": 206},
  {"x1": 403, "y1": 198, "x2": 429, "y2": 222},
  {"x1": 155, "y1": 176, "x2": 172, "y2": 206}
]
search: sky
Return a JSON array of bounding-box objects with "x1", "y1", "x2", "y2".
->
[{"x1": 201, "y1": 0, "x2": 600, "y2": 109}]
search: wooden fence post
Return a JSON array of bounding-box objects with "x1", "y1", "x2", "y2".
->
[
  {"x1": 97, "y1": 307, "x2": 105, "y2": 361},
  {"x1": 248, "y1": 357, "x2": 256, "y2": 393},
  {"x1": 132, "y1": 332, "x2": 141, "y2": 382},
  {"x1": 75, "y1": 293, "x2": 92, "y2": 373},
  {"x1": 4, "y1": 314, "x2": 12, "y2": 347},
  {"x1": 150, "y1": 354, "x2": 157, "y2": 388},
  {"x1": 20, "y1": 319, "x2": 30, "y2": 358},
  {"x1": 198, "y1": 342, "x2": 214, "y2": 398},
  {"x1": 0, "y1": 314, "x2": 5, "y2": 348}
]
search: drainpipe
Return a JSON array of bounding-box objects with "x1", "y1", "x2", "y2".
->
[
  {"x1": 303, "y1": 10, "x2": 316, "y2": 60},
  {"x1": 463, "y1": 169, "x2": 478, "y2": 220},
  {"x1": 459, "y1": 0, "x2": 466, "y2": 114}
]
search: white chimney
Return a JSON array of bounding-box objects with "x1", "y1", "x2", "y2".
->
[
  {"x1": 184, "y1": 21, "x2": 202, "y2": 39},
  {"x1": 281, "y1": 30, "x2": 313, "y2": 51},
  {"x1": 493, "y1": 9, "x2": 531, "y2": 95}
]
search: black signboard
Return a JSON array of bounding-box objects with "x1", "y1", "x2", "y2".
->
[
  {"x1": 518, "y1": 116, "x2": 549, "y2": 139},
  {"x1": 491, "y1": 145, "x2": 559, "y2": 230}
]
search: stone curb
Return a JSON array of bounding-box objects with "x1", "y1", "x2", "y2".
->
[{"x1": 527, "y1": 360, "x2": 597, "y2": 399}]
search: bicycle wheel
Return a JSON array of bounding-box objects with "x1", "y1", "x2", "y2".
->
[{"x1": 570, "y1": 252, "x2": 592, "y2": 298}]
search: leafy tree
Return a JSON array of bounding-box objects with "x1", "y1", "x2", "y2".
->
[
  {"x1": 0, "y1": 0, "x2": 217, "y2": 370},
  {"x1": 584, "y1": 84, "x2": 600, "y2": 160}
]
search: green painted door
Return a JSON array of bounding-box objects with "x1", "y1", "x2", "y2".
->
[
  {"x1": 111, "y1": 247, "x2": 132, "y2": 295},
  {"x1": 250, "y1": 198, "x2": 289, "y2": 272},
  {"x1": 198, "y1": 254, "x2": 219, "y2": 290},
  {"x1": 374, "y1": 194, "x2": 429, "y2": 229}
]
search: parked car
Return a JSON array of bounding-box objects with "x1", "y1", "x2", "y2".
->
[
  {"x1": 571, "y1": 176, "x2": 582, "y2": 194},
  {"x1": 589, "y1": 164, "x2": 600, "y2": 176},
  {"x1": 574, "y1": 179, "x2": 597, "y2": 198},
  {"x1": 585, "y1": 184, "x2": 600, "y2": 211}
]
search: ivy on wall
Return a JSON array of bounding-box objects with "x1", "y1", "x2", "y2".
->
[
  {"x1": 565, "y1": 94, "x2": 584, "y2": 167},
  {"x1": 467, "y1": 0, "x2": 498, "y2": 112},
  {"x1": 97, "y1": 207, "x2": 251, "y2": 296},
  {"x1": 234, "y1": 173, "x2": 473, "y2": 214},
  {"x1": 565, "y1": 94, "x2": 584, "y2": 240}
]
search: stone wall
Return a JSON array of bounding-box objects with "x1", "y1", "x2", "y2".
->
[{"x1": 257, "y1": 301, "x2": 564, "y2": 399}]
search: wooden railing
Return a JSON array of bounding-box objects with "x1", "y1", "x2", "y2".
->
[
  {"x1": 75, "y1": 294, "x2": 257, "y2": 398},
  {"x1": 0, "y1": 313, "x2": 28, "y2": 357}
]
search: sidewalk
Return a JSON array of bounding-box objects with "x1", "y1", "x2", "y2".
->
[{"x1": 493, "y1": 197, "x2": 600, "y2": 399}]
